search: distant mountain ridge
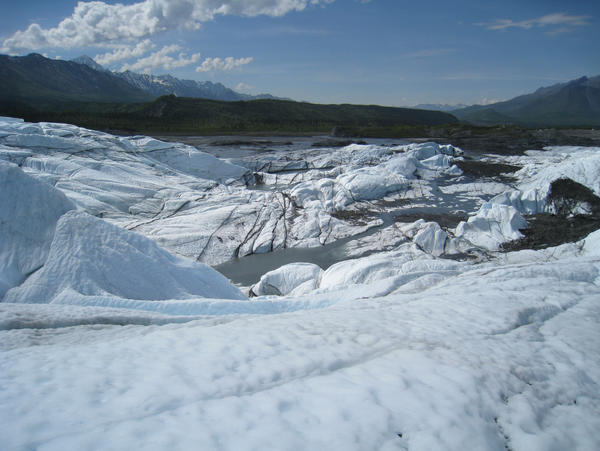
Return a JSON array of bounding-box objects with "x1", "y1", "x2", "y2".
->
[
  {"x1": 0, "y1": 53, "x2": 152, "y2": 107},
  {"x1": 452, "y1": 76, "x2": 600, "y2": 126},
  {"x1": 71, "y1": 55, "x2": 110, "y2": 73},
  {"x1": 71, "y1": 55, "x2": 284, "y2": 102}
]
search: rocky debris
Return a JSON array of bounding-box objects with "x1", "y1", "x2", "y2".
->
[
  {"x1": 502, "y1": 178, "x2": 600, "y2": 251},
  {"x1": 441, "y1": 127, "x2": 600, "y2": 156},
  {"x1": 501, "y1": 213, "x2": 600, "y2": 252},
  {"x1": 311, "y1": 138, "x2": 367, "y2": 147},
  {"x1": 208, "y1": 139, "x2": 286, "y2": 147},
  {"x1": 455, "y1": 159, "x2": 521, "y2": 179},
  {"x1": 547, "y1": 178, "x2": 600, "y2": 217}
]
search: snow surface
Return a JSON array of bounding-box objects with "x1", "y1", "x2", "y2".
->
[
  {"x1": 2, "y1": 237, "x2": 599, "y2": 450},
  {"x1": 1, "y1": 118, "x2": 600, "y2": 450}
]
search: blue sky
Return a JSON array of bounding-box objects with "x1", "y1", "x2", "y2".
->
[{"x1": 1, "y1": 0, "x2": 598, "y2": 106}]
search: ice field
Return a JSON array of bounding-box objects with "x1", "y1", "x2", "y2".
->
[{"x1": 1, "y1": 117, "x2": 599, "y2": 450}]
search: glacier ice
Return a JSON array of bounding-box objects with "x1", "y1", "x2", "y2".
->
[
  {"x1": 0, "y1": 161, "x2": 74, "y2": 297},
  {"x1": 250, "y1": 262, "x2": 323, "y2": 297},
  {"x1": 0, "y1": 160, "x2": 245, "y2": 303},
  {"x1": 3, "y1": 210, "x2": 246, "y2": 303},
  {"x1": 455, "y1": 203, "x2": 528, "y2": 250},
  {"x1": 1, "y1": 117, "x2": 600, "y2": 451}
]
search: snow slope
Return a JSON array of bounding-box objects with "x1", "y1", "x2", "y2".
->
[
  {"x1": 0, "y1": 161, "x2": 74, "y2": 297},
  {"x1": 1, "y1": 234, "x2": 599, "y2": 450},
  {"x1": 0, "y1": 159, "x2": 245, "y2": 303},
  {"x1": 3, "y1": 210, "x2": 246, "y2": 303}
]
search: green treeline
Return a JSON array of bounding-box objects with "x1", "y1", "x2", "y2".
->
[{"x1": 0, "y1": 95, "x2": 459, "y2": 135}]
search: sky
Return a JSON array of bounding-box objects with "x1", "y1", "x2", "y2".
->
[{"x1": 1, "y1": 0, "x2": 599, "y2": 106}]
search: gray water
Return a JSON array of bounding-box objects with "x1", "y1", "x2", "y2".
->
[
  {"x1": 214, "y1": 222, "x2": 385, "y2": 286},
  {"x1": 214, "y1": 205, "x2": 469, "y2": 286}
]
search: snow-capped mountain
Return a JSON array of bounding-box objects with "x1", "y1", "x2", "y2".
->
[
  {"x1": 116, "y1": 70, "x2": 253, "y2": 101},
  {"x1": 70, "y1": 55, "x2": 111, "y2": 73},
  {"x1": 0, "y1": 53, "x2": 152, "y2": 105},
  {"x1": 71, "y1": 55, "x2": 283, "y2": 102}
]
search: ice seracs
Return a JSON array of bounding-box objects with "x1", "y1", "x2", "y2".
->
[
  {"x1": 2, "y1": 117, "x2": 599, "y2": 268},
  {"x1": 484, "y1": 146, "x2": 600, "y2": 217},
  {"x1": 128, "y1": 135, "x2": 250, "y2": 182}
]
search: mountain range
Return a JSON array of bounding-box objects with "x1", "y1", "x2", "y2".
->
[
  {"x1": 452, "y1": 76, "x2": 600, "y2": 127},
  {"x1": 71, "y1": 55, "x2": 282, "y2": 102},
  {"x1": 0, "y1": 53, "x2": 458, "y2": 133},
  {"x1": 0, "y1": 53, "x2": 283, "y2": 109},
  {"x1": 1, "y1": 53, "x2": 598, "y2": 128},
  {"x1": 0, "y1": 53, "x2": 152, "y2": 107}
]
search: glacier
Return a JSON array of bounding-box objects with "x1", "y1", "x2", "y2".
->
[{"x1": 1, "y1": 116, "x2": 599, "y2": 450}]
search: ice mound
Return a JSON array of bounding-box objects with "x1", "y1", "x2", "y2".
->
[
  {"x1": 489, "y1": 147, "x2": 600, "y2": 216},
  {"x1": 405, "y1": 142, "x2": 463, "y2": 159},
  {"x1": 318, "y1": 244, "x2": 466, "y2": 292},
  {"x1": 0, "y1": 117, "x2": 249, "y2": 185},
  {"x1": 0, "y1": 161, "x2": 74, "y2": 297},
  {"x1": 289, "y1": 142, "x2": 462, "y2": 212},
  {"x1": 3, "y1": 210, "x2": 246, "y2": 303},
  {"x1": 398, "y1": 220, "x2": 451, "y2": 257},
  {"x1": 520, "y1": 147, "x2": 600, "y2": 196},
  {"x1": 489, "y1": 189, "x2": 547, "y2": 215},
  {"x1": 248, "y1": 237, "x2": 475, "y2": 299},
  {"x1": 250, "y1": 262, "x2": 323, "y2": 297},
  {"x1": 128, "y1": 136, "x2": 249, "y2": 182},
  {"x1": 456, "y1": 203, "x2": 528, "y2": 250}
]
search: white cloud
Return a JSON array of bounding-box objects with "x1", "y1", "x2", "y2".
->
[
  {"x1": 1, "y1": 0, "x2": 334, "y2": 53},
  {"x1": 121, "y1": 45, "x2": 201, "y2": 72},
  {"x1": 478, "y1": 12, "x2": 591, "y2": 32},
  {"x1": 196, "y1": 57, "x2": 253, "y2": 72},
  {"x1": 94, "y1": 40, "x2": 155, "y2": 66},
  {"x1": 479, "y1": 97, "x2": 501, "y2": 105},
  {"x1": 235, "y1": 82, "x2": 254, "y2": 93}
]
